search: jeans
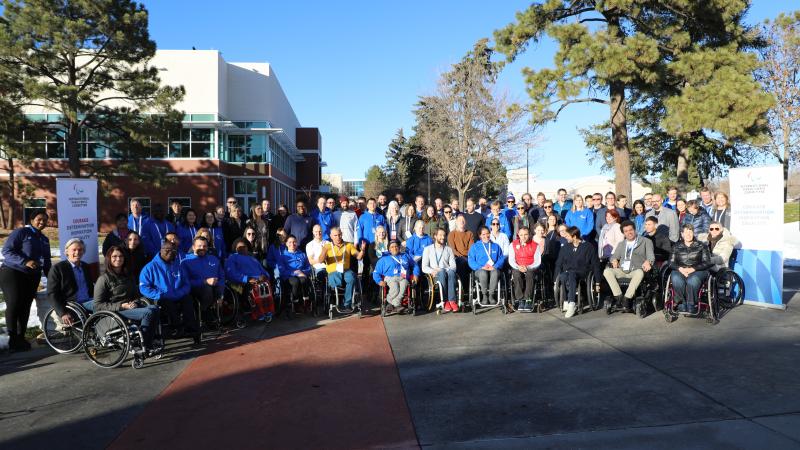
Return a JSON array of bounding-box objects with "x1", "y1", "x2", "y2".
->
[
  {"x1": 119, "y1": 305, "x2": 160, "y2": 349},
  {"x1": 434, "y1": 269, "x2": 458, "y2": 302},
  {"x1": 603, "y1": 268, "x2": 644, "y2": 299},
  {"x1": 670, "y1": 270, "x2": 708, "y2": 307},
  {"x1": 512, "y1": 268, "x2": 536, "y2": 301},
  {"x1": 475, "y1": 269, "x2": 498, "y2": 303},
  {"x1": 328, "y1": 270, "x2": 356, "y2": 307},
  {"x1": 557, "y1": 271, "x2": 581, "y2": 304}
]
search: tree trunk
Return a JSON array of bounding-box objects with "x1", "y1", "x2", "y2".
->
[
  {"x1": 783, "y1": 123, "x2": 790, "y2": 202},
  {"x1": 457, "y1": 187, "x2": 467, "y2": 210},
  {"x1": 8, "y1": 156, "x2": 16, "y2": 227},
  {"x1": 676, "y1": 143, "x2": 690, "y2": 192},
  {"x1": 609, "y1": 80, "x2": 631, "y2": 199},
  {"x1": 67, "y1": 119, "x2": 81, "y2": 177}
]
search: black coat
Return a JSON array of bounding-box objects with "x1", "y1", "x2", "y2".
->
[
  {"x1": 670, "y1": 240, "x2": 713, "y2": 272},
  {"x1": 643, "y1": 231, "x2": 673, "y2": 262},
  {"x1": 554, "y1": 240, "x2": 601, "y2": 280},
  {"x1": 47, "y1": 260, "x2": 94, "y2": 317},
  {"x1": 223, "y1": 218, "x2": 247, "y2": 251}
]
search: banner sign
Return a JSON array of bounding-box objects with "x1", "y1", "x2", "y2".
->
[
  {"x1": 729, "y1": 166, "x2": 784, "y2": 308},
  {"x1": 56, "y1": 178, "x2": 99, "y2": 264}
]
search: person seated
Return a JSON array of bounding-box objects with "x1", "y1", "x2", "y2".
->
[
  {"x1": 372, "y1": 240, "x2": 419, "y2": 314},
  {"x1": 598, "y1": 209, "x2": 624, "y2": 262},
  {"x1": 315, "y1": 226, "x2": 366, "y2": 313},
  {"x1": 669, "y1": 224, "x2": 713, "y2": 314},
  {"x1": 181, "y1": 236, "x2": 225, "y2": 320},
  {"x1": 686, "y1": 200, "x2": 711, "y2": 241},
  {"x1": 277, "y1": 235, "x2": 313, "y2": 306},
  {"x1": 405, "y1": 220, "x2": 433, "y2": 265},
  {"x1": 47, "y1": 238, "x2": 95, "y2": 326},
  {"x1": 468, "y1": 226, "x2": 506, "y2": 305},
  {"x1": 641, "y1": 216, "x2": 672, "y2": 264},
  {"x1": 602, "y1": 220, "x2": 655, "y2": 312},
  {"x1": 163, "y1": 231, "x2": 188, "y2": 263},
  {"x1": 422, "y1": 228, "x2": 459, "y2": 312},
  {"x1": 226, "y1": 238, "x2": 272, "y2": 320},
  {"x1": 706, "y1": 221, "x2": 737, "y2": 272},
  {"x1": 509, "y1": 226, "x2": 543, "y2": 310},
  {"x1": 305, "y1": 224, "x2": 330, "y2": 278},
  {"x1": 139, "y1": 241, "x2": 200, "y2": 344},
  {"x1": 94, "y1": 245, "x2": 160, "y2": 354},
  {"x1": 554, "y1": 227, "x2": 601, "y2": 318}
]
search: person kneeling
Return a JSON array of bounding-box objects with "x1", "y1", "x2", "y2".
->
[
  {"x1": 603, "y1": 220, "x2": 655, "y2": 313},
  {"x1": 372, "y1": 240, "x2": 418, "y2": 314},
  {"x1": 95, "y1": 246, "x2": 160, "y2": 354},
  {"x1": 316, "y1": 226, "x2": 365, "y2": 314},
  {"x1": 139, "y1": 241, "x2": 200, "y2": 344},
  {"x1": 509, "y1": 226, "x2": 543, "y2": 311},
  {"x1": 422, "y1": 228, "x2": 458, "y2": 312}
]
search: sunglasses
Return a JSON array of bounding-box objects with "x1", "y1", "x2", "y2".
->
[
  {"x1": 507, "y1": 200, "x2": 515, "y2": 203},
  {"x1": 491, "y1": 222, "x2": 500, "y2": 226},
  {"x1": 516, "y1": 207, "x2": 525, "y2": 210},
  {"x1": 444, "y1": 211, "x2": 452, "y2": 214},
  {"x1": 544, "y1": 206, "x2": 553, "y2": 209},
  {"x1": 709, "y1": 227, "x2": 721, "y2": 231}
]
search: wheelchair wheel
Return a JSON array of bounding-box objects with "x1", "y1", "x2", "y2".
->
[
  {"x1": 43, "y1": 303, "x2": 87, "y2": 354},
  {"x1": 716, "y1": 270, "x2": 745, "y2": 309},
  {"x1": 83, "y1": 312, "x2": 130, "y2": 369},
  {"x1": 662, "y1": 277, "x2": 676, "y2": 323}
]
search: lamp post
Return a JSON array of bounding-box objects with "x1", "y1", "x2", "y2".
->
[{"x1": 526, "y1": 147, "x2": 530, "y2": 194}]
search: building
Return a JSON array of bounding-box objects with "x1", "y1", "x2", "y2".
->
[
  {"x1": 3, "y1": 50, "x2": 323, "y2": 229},
  {"x1": 321, "y1": 173, "x2": 365, "y2": 198}
]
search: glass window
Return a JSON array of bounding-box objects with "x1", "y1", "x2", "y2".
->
[
  {"x1": 168, "y1": 197, "x2": 191, "y2": 209},
  {"x1": 234, "y1": 179, "x2": 258, "y2": 213},
  {"x1": 191, "y1": 128, "x2": 211, "y2": 142},
  {"x1": 23, "y1": 198, "x2": 47, "y2": 225},
  {"x1": 190, "y1": 114, "x2": 215, "y2": 121},
  {"x1": 170, "y1": 142, "x2": 190, "y2": 158}
]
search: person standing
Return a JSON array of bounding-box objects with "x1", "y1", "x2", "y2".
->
[
  {"x1": 0, "y1": 210, "x2": 51, "y2": 352},
  {"x1": 646, "y1": 193, "x2": 679, "y2": 242},
  {"x1": 462, "y1": 198, "x2": 484, "y2": 241},
  {"x1": 283, "y1": 200, "x2": 316, "y2": 250},
  {"x1": 334, "y1": 195, "x2": 358, "y2": 244},
  {"x1": 552, "y1": 188, "x2": 573, "y2": 220},
  {"x1": 311, "y1": 197, "x2": 333, "y2": 240},
  {"x1": 128, "y1": 198, "x2": 153, "y2": 258}
]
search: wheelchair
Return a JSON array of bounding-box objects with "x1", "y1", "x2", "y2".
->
[
  {"x1": 468, "y1": 269, "x2": 509, "y2": 315},
  {"x1": 662, "y1": 268, "x2": 718, "y2": 324},
  {"x1": 222, "y1": 280, "x2": 275, "y2": 328},
  {"x1": 421, "y1": 271, "x2": 462, "y2": 315},
  {"x1": 82, "y1": 309, "x2": 164, "y2": 369},
  {"x1": 713, "y1": 268, "x2": 745, "y2": 310},
  {"x1": 379, "y1": 278, "x2": 417, "y2": 317},
  {"x1": 43, "y1": 301, "x2": 92, "y2": 354},
  {"x1": 603, "y1": 266, "x2": 663, "y2": 318},
  {"x1": 509, "y1": 266, "x2": 551, "y2": 313},
  {"x1": 553, "y1": 270, "x2": 599, "y2": 316},
  {"x1": 318, "y1": 269, "x2": 364, "y2": 320},
  {"x1": 277, "y1": 275, "x2": 319, "y2": 319}
]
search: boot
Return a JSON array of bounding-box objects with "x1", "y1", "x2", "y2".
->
[{"x1": 622, "y1": 297, "x2": 633, "y2": 313}]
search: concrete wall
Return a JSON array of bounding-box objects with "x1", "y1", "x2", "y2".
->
[{"x1": 226, "y1": 63, "x2": 301, "y2": 138}]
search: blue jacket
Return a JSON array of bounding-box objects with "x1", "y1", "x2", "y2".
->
[
  {"x1": 1, "y1": 225, "x2": 52, "y2": 276},
  {"x1": 502, "y1": 207, "x2": 517, "y2": 225},
  {"x1": 284, "y1": 214, "x2": 316, "y2": 248},
  {"x1": 633, "y1": 214, "x2": 646, "y2": 234},
  {"x1": 372, "y1": 252, "x2": 419, "y2": 284},
  {"x1": 691, "y1": 209, "x2": 711, "y2": 235},
  {"x1": 176, "y1": 223, "x2": 199, "y2": 255},
  {"x1": 128, "y1": 214, "x2": 152, "y2": 255},
  {"x1": 565, "y1": 208, "x2": 594, "y2": 239},
  {"x1": 225, "y1": 253, "x2": 270, "y2": 284},
  {"x1": 405, "y1": 234, "x2": 432, "y2": 260},
  {"x1": 277, "y1": 249, "x2": 311, "y2": 278},
  {"x1": 181, "y1": 253, "x2": 224, "y2": 296},
  {"x1": 207, "y1": 226, "x2": 227, "y2": 260},
  {"x1": 139, "y1": 255, "x2": 190, "y2": 302},
  {"x1": 144, "y1": 219, "x2": 176, "y2": 257},
  {"x1": 484, "y1": 213, "x2": 512, "y2": 240},
  {"x1": 553, "y1": 200, "x2": 573, "y2": 219},
  {"x1": 311, "y1": 208, "x2": 333, "y2": 240},
  {"x1": 467, "y1": 240, "x2": 506, "y2": 270},
  {"x1": 357, "y1": 211, "x2": 386, "y2": 245}
]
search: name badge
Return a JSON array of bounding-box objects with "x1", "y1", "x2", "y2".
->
[
  {"x1": 336, "y1": 262, "x2": 344, "y2": 273},
  {"x1": 486, "y1": 259, "x2": 494, "y2": 267},
  {"x1": 391, "y1": 231, "x2": 397, "y2": 240},
  {"x1": 621, "y1": 260, "x2": 631, "y2": 271},
  {"x1": 405, "y1": 230, "x2": 412, "y2": 239},
  {"x1": 400, "y1": 267, "x2": 407, "y2": 277}
]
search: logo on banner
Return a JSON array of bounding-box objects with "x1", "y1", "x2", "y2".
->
[{"x1": 73, "y1": 183, "x2": 85, "y2": 195}]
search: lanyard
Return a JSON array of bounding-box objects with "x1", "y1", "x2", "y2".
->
[
  {"x1": 625, "y1": 239, "x2": 637, "y2": 260},
  {"x1": 713, "y1": 208, "x2": 726, "y2": 222},
  {"x1": 482, "y1": 242, "x2": 492, "y2": 260},
  {"x1": 331, "y1": 243, "x2": 345, "y2": 264},
  {"x1": 133, "y1": 215, "x2": 142, "y2": 233},
  {"x1": 391, "y1": 256, "x2": 403, "y2": 267},
  {"x1": 434, "y1": 245, "x2": 444, "y2": 266}
]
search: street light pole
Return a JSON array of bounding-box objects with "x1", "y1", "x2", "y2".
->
[{"x1": 526, "y1": 147, "x2": 530, "y2": 194}]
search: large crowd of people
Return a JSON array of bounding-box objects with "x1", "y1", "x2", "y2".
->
[{"x1": 0, "y1": 185, "x2": 739, "y2": 354}]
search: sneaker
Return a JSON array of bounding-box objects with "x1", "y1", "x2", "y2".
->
[
  {"x1": 395, "y1": 305, "x2": 406, "y2": 314},
  {"x1": 562, "y1": 301, "x2": 568, "y2": 312},
  {"x1": 525, "y1": 300, "x2": 534, "y2": 310},
  {"x1": 385, "y1": 304, "x2": 395, "y2": 313},
  {"x1": 443, "y1": 302, "x2": 452, "y2": 312},
  {"x1": 565, "y1": 302, "x2": 577, "y2": 318},
  {"x1": 449, "y1": 301, "x2": 459, "y2": 312},
  {"x1": 340, "y1": 307, "x2": 354, "y2": 314}
]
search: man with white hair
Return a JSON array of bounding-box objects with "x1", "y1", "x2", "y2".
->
[{"x1": 47, "y1": 238, "x2": 95, "y2": 325}]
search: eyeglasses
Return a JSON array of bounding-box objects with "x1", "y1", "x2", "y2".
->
[
  {"x1": 516, "y1": 207, "x2": 525, "y2": 211},
  {"x1": 227, "y1": 200, "x2": 236, "y2": 204},
  {"x1": 544, "y1": 206, "x2": 553, "y2": 209},
  {"x1": 491, "y1": 222, "x2": 500, "y2": 226},
  {"x1": 709, "y1": 227, "x2": 720, "y2": 231},
  {"x1": 444, "y1": 211, "x2": 452, "y2": 214},
  {"x1": 507, "y1": 200, "x2": 515, "y2": 203}
]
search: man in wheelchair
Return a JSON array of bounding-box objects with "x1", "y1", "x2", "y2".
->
[
  {"x1": 372, "y1": 240, "x2": 418, "y2": 314},
  {"x1": 421, "y1": 227, "x2": 458, "y2": 312},
  {"x1": 554, "y1": 227, "x2": 601, "y2": 318},
  {"x1": 139, "y1": 241, "x2": 201, "y2": 344},
  {"x1": 47, "y1": 238, "x2": 95, "y2": 326},
  {"x1": 508, "y1": 226, "x2": 543, "y2": 311},
  {"x1": 602, "y1": 220, "x2": 655, "y2": 313},
  {"x1": 182, "y1": 236, "x2": 225, "y2": 324},
  {"x1": 315, "y1": 226, "x2": 366, "y2": 314}
]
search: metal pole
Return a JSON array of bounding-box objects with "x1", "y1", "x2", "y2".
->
[
  {"x1": 526, "y1": 147, "x2": 530, "y2": 194},
  {"x1": 427, "y1": 157, "x2": 431, "y2": 203}
]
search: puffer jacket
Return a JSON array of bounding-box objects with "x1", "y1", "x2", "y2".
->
[
  {"x1": 670, "y1": 240, "x2": 713, "y2": 271},
  {"x1": 691, "y1": 209, "x2": 711, "y2": 236},
  {"x1": 707, "y1": 228, "x2": 737, "y2": 270}
]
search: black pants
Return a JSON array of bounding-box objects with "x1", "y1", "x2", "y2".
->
[
  {"x1": 159, "y1": 295, "x2": 199, "y2": 333},
  {"x1": 286, "y1": 276, "x2": 311, "y2": 302},
  {"x1": 0, "y1": 266, "x2": 40, "y2": 335},
  {"x1": 513, "y1": 268, "x2": 536, "y2": 301},
  {"x1": 558, "y1": 271, "x2": 586, "y2": 303},
  {"x1": 191, "y1": 284, "x2": 217, "y2": 311}
]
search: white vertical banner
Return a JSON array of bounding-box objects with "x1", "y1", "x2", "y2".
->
[
  {"x1": 56, "y1": 178, "x2": 99, "y2": 264},
  {"x1": 728, "y1": 165, "x2": 784, "y2": 308}
]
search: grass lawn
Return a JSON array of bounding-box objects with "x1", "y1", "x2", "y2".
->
[{"x1": 787, "y1": 202, "x2": 799, "y2": 223}]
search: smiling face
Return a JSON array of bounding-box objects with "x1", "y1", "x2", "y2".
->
[
  {"x1": 312, "y1": 224, "x2": 322, "y2": 240},
  {"x1": 109, "y1": 248, "x2": 125, "y2": 270},
  {"x1": 479, "y1": 228, "x2": 491, "y2": 242},
  {"x1": 286, "y1": 236, "x2": 298, "y2": 252},
  {"x1": 126, "y1": 233, "x2": 140, "y2": 249},
  {"x1": 389, "y1": 241, "x2": 400, "y2": 255},
  {"x1": 66, "y1": 242, "x2": 85, "y2": 264},
  {"x1": 193, "y1": 238, "x2": 208, "y2": 257},
  {"x1": 31, "y1": 212, "x2": 48, "y2": 231},
  {"x1": 518, "y1": 228, "x2": 530, "y2": 243}
]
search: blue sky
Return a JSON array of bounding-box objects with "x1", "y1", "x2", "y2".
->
[{"x1": 147, "y1": 0, "x2": 794, "y2": 180}]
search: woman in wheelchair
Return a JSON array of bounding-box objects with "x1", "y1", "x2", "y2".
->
[
  {"x1": 277, "y1": 235, "x2": 313, "y2": 307},
  {"x1": 372, "y1": 240, "x2": 418, "y2": 314},
  {"x1": 94, "y1": 245, "x2": 160, "y2": 354},
  {"x1": 554, "y1": 227, "x2": 601, "y2": 318},
  {"x1": 226, "y1": 238, "x2": 272, "y2": 320},
  {"x1": 706, "y1": 221, "x2": 736, "y2": 271},
  {"x1": 669, "y1": 224, "x2": 713, "y2": 314}
]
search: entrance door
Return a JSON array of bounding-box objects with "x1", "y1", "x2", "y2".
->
[{"x1": 234, "y1": 179, "x2": 258, "y2": 214}]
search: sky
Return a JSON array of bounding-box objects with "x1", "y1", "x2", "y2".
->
[{"x1": 146, "y1": 0, "x2": 795, "y2": 180}]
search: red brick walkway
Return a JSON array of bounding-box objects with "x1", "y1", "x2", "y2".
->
[{"x1": 110, "y1": 316, "x2": 419, "y2": 450}]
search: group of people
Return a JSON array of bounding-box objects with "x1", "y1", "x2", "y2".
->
[{"x1": 0, "y1": 185, "x2": 738, "y2": 353}]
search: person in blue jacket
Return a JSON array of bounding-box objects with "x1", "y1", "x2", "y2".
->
[
  {"x1": 177, "y1": 208, "x2": 200, "y2": 255},
  {"x1": 181, "y1": 236, "x2": 224, "y2": 315},
  {"x1": 277, "y1": 235, "x2": 313, "y2": 306},
  {"x1": 164, "y1": 231, "x2": 188, "y2": 263},
  {"x1": 201, "y1": 212, "x2": 226, "y2": 260},
  {"x1": 143, "y1": 204, "x2": 176, "y2": 259},
  {"x1": 468, "y1": 226, "x2": 506, "y2": 305},
  {"x1": 311, "y1": 197, "x2": 333, "y2": 240},
  {"x1": 565, "y1": 195, "x2": 594, "y2": 240},
  {"x1": 283, "y1": 201, "x2": 316, "y2": 250},
  {"x1": 0, "y1": 210, "x2": 51, "y2": 352},
  {"x1": 502, "y1": 193, "x2": 518, "y2": 224},
  {"x1": 484, "y1": 201, "x2": 512, "y2": 240},
  {"x1": 226, "y1": 237, "x2": 271, "y2": 284},
  {"x1": 372, "y1": 240, "x2": 419, "y2": 313},
  {"x1": 128, "y1": 198, "x2": 153, "y2": 258},
  {"x1": 404, "y1": 220, "x2": 433, "y2": 265},
  {"x1": 139, "y1": 241, "x2": 200, "y2": 343},
  {"x1": 357, "y1": 198, "x2": 387, "y2": 246}
]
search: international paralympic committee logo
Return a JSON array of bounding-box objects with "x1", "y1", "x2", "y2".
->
[
  {"x1": 745, "y1": 171, "x2": 765, "y2": 184},
  {"x1": 73, "y1": 184, "x2": 84, "y2": 195}
]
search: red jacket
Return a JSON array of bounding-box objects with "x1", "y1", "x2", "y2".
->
[{"x1": 511, "y1": 239, "x2": 537, "y2": 267}]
